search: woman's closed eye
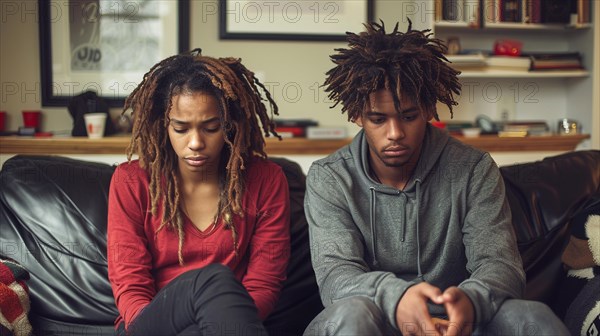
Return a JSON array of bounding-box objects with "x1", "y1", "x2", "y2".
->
[
  {"x1": 171, "y1": 125, "x2": 220, "y2": 134},
  {"x1": 204, "y1": 126, "x2": 221, "y2": 133}
]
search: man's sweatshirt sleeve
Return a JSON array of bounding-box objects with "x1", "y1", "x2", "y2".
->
[
  {"x1": 304, "y1": 163, "x2": 416, "y2": 329},
  {"x1": 458, "y1": 153, "x2": 526, "y2": 326}
]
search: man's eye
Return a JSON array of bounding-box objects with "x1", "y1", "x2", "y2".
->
[
  {"x1": 403, "y1": 114, "x2": 417, "y2": 121},
  {"x1": 173, "y1": 128, "x2": 187, "y2": 134},
  {"x1": 370, "y1": 118, "x2": 385, "y2": 124}
]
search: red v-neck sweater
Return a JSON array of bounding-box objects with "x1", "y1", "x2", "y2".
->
[{"x1": 107, "y1": 157, "x2": 290, "y2": 327}]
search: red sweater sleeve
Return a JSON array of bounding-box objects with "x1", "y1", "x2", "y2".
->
[
  {"x1": 242, "y1": 162, "x2": 291, "y2": 320},
  {"x1": 107, "y1": 163, "x2": 155, "y2": 326}
]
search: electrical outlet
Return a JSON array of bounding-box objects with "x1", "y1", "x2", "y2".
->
[{"x1": 496, "y1": 94, "x2": 516, "y2": 122}]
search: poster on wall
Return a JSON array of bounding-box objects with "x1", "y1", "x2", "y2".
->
[
  {"x1": 219, "y1": 0, "x2": 374, "y2": 41},
  {"x1": 39, "y1": 0, "x2": 190, "y2": 107}
]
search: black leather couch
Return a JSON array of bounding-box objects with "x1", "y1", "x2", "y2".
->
[
  {"x1": 0, "y1": 155, "x2": 323, "y2": 336},
  {"x1": 1, "y1": 150, "x2": 599, "y2": 335},
  {"x1": 499, "y1": 150, "x2": 600, "y2": 308}
]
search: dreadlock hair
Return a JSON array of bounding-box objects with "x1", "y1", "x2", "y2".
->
[
  {"x1": 323, "y1": 19, "x2": 461, "y2": 121},
  {"x1": 123, "y1": 48, "x2": 280, "y2": 265}
]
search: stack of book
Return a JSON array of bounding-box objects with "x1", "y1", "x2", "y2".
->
[
  {"x1": 446, "y1": 52, "x2": 584, "y2": 72},
  {"x1": 500, "y1": 121, "x2": 550, "y2": 137},
  {"x1": 274, "y1": 119, "x2": 318, "y2": 138},
  {"x1": 524, "y1": 52, "x2": 584, "y2": 71},
  {"x1": 274, "y1": 119, "x2": 348, "y2": 139},
  {"x1": 445, "y1": 53, "x2": 488, "y2": 70}
]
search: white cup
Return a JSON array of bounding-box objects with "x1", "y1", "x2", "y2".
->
[
  {"x1": 461, "y1": 127, "x2": 481, "y2": 138},
  {"x1": 84, "y1": 113, "x2": 107, "y2": 139}
]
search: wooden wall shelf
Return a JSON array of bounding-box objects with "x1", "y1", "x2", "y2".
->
[{"x1": 0, "y1": 134, "x2": 589, "y2": 156}]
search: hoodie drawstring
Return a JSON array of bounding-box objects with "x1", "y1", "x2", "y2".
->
[
  {"x1": 370, "y1": 180, "x2": 423, "y2": 279},
  {"x1": 415, "y1": 179, "x2": 424, "y2": 281},
  {"x1": 369, "y1": 187, "x2": 379, "y2": 267},
  {"x1": 400, "y1": 193, "x2": 407, "y2": 242}
]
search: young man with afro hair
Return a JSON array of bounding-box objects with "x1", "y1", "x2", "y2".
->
[{"x1": 303, "y1": 20, "x2": 568, "y2": 336}]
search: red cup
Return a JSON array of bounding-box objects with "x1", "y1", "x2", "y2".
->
[
  {"x1": 22, "y1": 110, "x2": 41, "y2": 131},
  {"x1": 0, "y1": 111, "x2": 6, "y2": 132}
]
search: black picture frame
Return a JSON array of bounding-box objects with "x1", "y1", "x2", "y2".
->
[
  {"x1": 39, "y1": 0, "x2": 190, "y2": 107},
  {"x1": 219, "y1": 0, "x2": 374, "y2": 41}
]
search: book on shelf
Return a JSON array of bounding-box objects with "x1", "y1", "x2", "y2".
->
[
  {"x1": 442, "y1": 0, "x2": 460, "y2": 21},
  {"x1": 273, "y1": 118, "x2": 319, "y2": 138},
  {"x1": 540, "y1": 0, "x2": 572, "y2": 23},
  {"x1": 483, "y1": 0, "x2": 498, "y2": 24},
  {"x1": 529, "y1": 0, "x2": 541, "y2": 23},
  {"x1": 445, "y1": 53, "x2": 487, "y2": 70},
  {"x1": 486, "y1": 56, "x2": 531, "y2": 71},
  {"x1": 275, "y1": 119, "x2": 319, "y2": 138},
  {"x1": 577, "y1": 0, "x2": 591, "y2": 24},
  {"x1": 479, "y1": 0, "x2": 587, "y2": 26},
  {"x1": 502, "y1": 121, "x2": 550, "y2": 136},
  {"x1": 274, "y1": 118, "x2": 318, "y2": 127},
  {"x1": 441, "y1": 0, "x2": 480, "y2": 26},
  {"x1": 274, "y1": 126, "x2": 306, "y2": 138},
  {"x1": 306, "y1": 126, "x2": 348, "y2": 140},
  {"x1": 500, "y1": 0, "x2": 522, "y2": 22},
  {"x1": 498, "y1": 130, "x2": 528, "y2": 137},
  {"x1": 445, "y1": 121, "x2": 476, "y2": 135},
  {"x1": 446, "y1": 52, "x2": 584, "y2": 73},
  {"x1": 435, "y1": 0, "x2": 444, "y2": 22},
  {"x1": 524, "y1": 52, "x2": 584, "y2": 71}
]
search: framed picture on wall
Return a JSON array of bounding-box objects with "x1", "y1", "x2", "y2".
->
[
  {"x1": 39, "y1": 0, "x2": 190, "y2": 107},
  {"x1": 219, "y1": 0, "x2": 374, "y2": 41}
]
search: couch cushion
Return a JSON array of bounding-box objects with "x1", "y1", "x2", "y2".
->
[
  {"x1": 500, "y1": 150, "x2": 600, "y2": 304},
  {"x1": 0, "y1": 155, "x2": 119, "y2": 328},
  {"x1": 266, "y1": 157, "x2": 323, "y2": 335}
]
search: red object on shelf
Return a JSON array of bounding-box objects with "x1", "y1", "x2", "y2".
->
[
  {"x1": 22, "y1": 110, "x2": 41, "y2": 131},
  {"x1": 494, "y1": 39, "x2": 523, "y2": 56},
  {"x1": 275, "y1": 126, "x2": 306, "y2": 137}
]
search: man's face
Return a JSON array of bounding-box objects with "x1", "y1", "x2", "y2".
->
[
  {"x1": 167, "y1": 92, "x2": 225, "y2": 178},
  {"x1": 356, "y1": 89, "x2": 433, "y2": 170}
]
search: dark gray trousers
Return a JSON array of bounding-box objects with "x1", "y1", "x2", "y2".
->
[
  {"x1": 118, "y1": 264, "x2": 267, "y2": 336},
  {"x1": 304, "y1": 296, "x2": 570, "y2": 336}
]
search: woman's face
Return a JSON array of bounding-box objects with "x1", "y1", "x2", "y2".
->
[{"x1": 167, "y1": 91, "x2": 225, "y2": 178}]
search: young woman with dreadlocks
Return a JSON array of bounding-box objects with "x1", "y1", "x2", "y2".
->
[
  {"x1": 107, "y1": 49, "x2": 290, "y2": 335},
  {"x1": 303, "y1": 21, "x2": 568, "y2": 336}
]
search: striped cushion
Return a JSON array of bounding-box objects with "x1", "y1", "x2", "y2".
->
[{"x1": 0, "y1": 258, "x2": 32, "y2": 336}]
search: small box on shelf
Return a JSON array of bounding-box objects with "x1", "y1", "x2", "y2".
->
[{"x1": 306, "y1": 126, "x2": 348, "y2": 140}]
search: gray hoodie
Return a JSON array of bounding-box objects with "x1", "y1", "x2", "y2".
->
[{"x1": 304, "y1": 124, "x2": 525, "y2": 329}]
